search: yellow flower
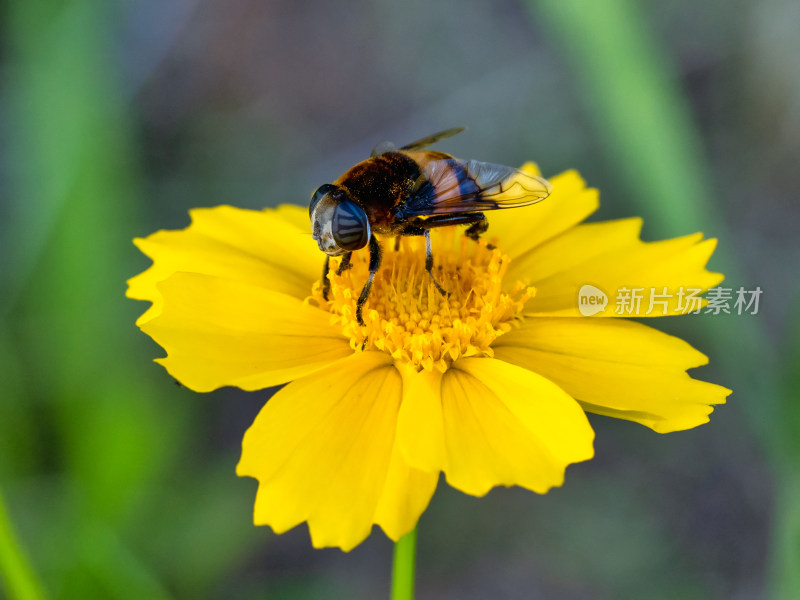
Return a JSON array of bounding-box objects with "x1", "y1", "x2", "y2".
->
[{"x1": 127, "y1": 164, "x2": 729, "y2": 551}]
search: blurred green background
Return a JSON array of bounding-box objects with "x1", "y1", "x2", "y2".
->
[{"x1": 2, "y1": 0, "x2": 799, "y2": 598}]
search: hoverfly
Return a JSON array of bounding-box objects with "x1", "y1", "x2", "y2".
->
[{"x1": 309, "y1": 128, "x2": 552, "y2": 325}]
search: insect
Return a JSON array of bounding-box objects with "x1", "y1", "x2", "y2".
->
[{"x1": 309, "y1": 127, "x2": 553, "y2": 325}]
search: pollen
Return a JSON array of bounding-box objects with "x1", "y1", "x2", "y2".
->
[{"x1": 308, "y1": 231, "x2": 536, "y2": 372}]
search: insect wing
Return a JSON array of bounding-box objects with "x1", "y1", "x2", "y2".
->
[
  {"x1": 370, "y1": 140, "x2": 397, "y2": 157},
  {"x1": 399, "y1": 127, "x2": 465, "y2": 151},
  {"x1": 372, "y1": 127, "x2": 465, "y2": 157},
  {"x1": 400, "y1": 158, "x2": 552, "y2": 217}
]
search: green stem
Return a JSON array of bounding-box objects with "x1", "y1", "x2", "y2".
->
[
  {"x1": 391, "y1": 527, "x2": 417, "y2": 600},
  {"x1": 0, "y1": 490, "x2": 45, "y2": 600}
]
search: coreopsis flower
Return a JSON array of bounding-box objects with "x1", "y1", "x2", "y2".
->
[{"x1": 127, "y1": 164, "x2": 729, "y2": 551}]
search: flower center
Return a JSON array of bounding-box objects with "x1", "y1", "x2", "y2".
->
[{"x1": 309, "y1": 231, "x2": 535, "y2": 372}]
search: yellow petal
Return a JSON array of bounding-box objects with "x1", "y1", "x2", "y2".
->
[
  {"x1": 397, "y1": 358, "x2": 594, "y2": 497},
  {"x1": 237, "y1": 352, "x2": 436, "y2": 550},
  {"x1": 127, "y1": 205, "x2": 321, "y2": 323},
  {"x1": 396, "y1": 365, "x2": 447, "y2": 473},
  {"x1": 373, "y1": 437, "x2": 439, "y2": 542},
  {"x1": 141, "y1": 272, "x2": 351, "y2": 392},
  {"x1": 507, "y1": 218, "x2": 643, "y2": 284},
  {"x1": 271, "y1": 203, "x2": 311, "y2": 231},
  {"x1": 487, "y1": 170, "x2": 599, "y2": 259},
  {"x1": 493, "y1": 318, "x2": 730, "y2": 432},
  {"x1": 509, "y1": 218, "x2": 723, "y2": 316}
]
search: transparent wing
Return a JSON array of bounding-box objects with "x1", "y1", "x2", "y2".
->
[
  {"x1": 400, "y1": 127, "x2": 465, "y2": 151},
  {"x1": 372, "y1": 127, "x2": 465, "y2": 157},
  {"x1": 398, "y1": 158, "x2": 552, "y2": 217},
  {"x1": 370, "y1": 141, "x2": 397, "y2": 157}
]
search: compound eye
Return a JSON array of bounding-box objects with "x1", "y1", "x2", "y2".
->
[
  {"x1": 309, "y1": 184, "x2": 336, "y2": 219},
  {"x1": 332, "y1": 200, "x2": 370, "y2": 251}
]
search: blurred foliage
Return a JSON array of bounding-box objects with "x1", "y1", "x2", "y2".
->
[{"x1": 1, "y1": 0, "x2": 798, "y2": 598}]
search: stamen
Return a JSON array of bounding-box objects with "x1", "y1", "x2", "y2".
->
[{"x1": 308, "y1": 230, "x2": 536, "y2": 372}]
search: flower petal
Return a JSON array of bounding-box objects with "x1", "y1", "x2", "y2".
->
[
  {"x1": 373, "y1": 436, "x2": 439, "y2": 542},
  {"x1": 507, "y1": 218, "x2": 643, "y2": 284},
  {"x1": 508, "y1": 217, "x2": 723, "y2": 316},
  {"x1": 237, "y1": 352, "x2": 437, "y2": 550},
  {"x1": 493, "y1": 318, "x2": 730, "y2": 432},
  {"x1": 272, "y1": 203, "x2": 311, "y2": 231},
  {"x1": 396, "y1": 365, "x2": 448, "y2": 472},
  {"x1": 397, "y1": 358, "x2": 594, "y2": 497},
  {"x1": 127, "y1": 205, "x2": 321, "y2": 323},
  {"x1": 141, "y1": 272, "x2": 352, "y2": 391},
  {"x1": 487, "y1": 168, "x2": 599, "y2": 259}
]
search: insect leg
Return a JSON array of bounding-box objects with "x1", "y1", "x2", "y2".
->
[
  {"x1": 321, "y1": 255, "x2": 331, "y2": 300},
  {"x1": 356, "y1": 235, "x2": 382, "y2": 325},
  {"x1": 397, "y1": 214, "x2": 488, "y2": 296},
  {"x1": 336, "y1": 251, "x2": 353, "y2": 275},
  {"x1": 463, "y1": 214, "x2": 495, "y2": 249},
  {"x1": 409, "y1": 213, "x2": 493, "y2": 249},
  {"x1": 463, "y1": 214, "x2": 488, "y2": 241},
  {"x1": 403, "y1": 212, "x2": 486, "y2": 231},
  {"x1": 425, "y1": 229, "x2": 448, "y2": 296}
]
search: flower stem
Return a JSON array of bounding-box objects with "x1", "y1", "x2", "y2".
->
[{"x1": 391, "y1": 527, "x2": 417, "y2": 600}]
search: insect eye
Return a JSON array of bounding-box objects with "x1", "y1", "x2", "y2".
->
[
  {"x1": 332, "y1": 200, "x2": 370, "y2": 251},
  {"x1": 309, "y1": 184, "x2": 337, "y2": 218}
]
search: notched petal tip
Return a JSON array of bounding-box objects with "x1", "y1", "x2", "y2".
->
[
  {"x1": 126, "y1": 205, "x2": 322, "y2": 316},
  {"x1": 237, "y1": 353, "x2": 439, "y2": 551},
  {"x1": 141, "y1": 272, "x2": 352, "y2": 392},
  {"x1": 495, "y1": 319, "x2": 729, "y2": 433},
  {"x1": 400, "y1": 358, "x2": 594, "y2": 499},
  {"x1": 519, "y1": 224, "x2": 727, "y2": 317}
]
